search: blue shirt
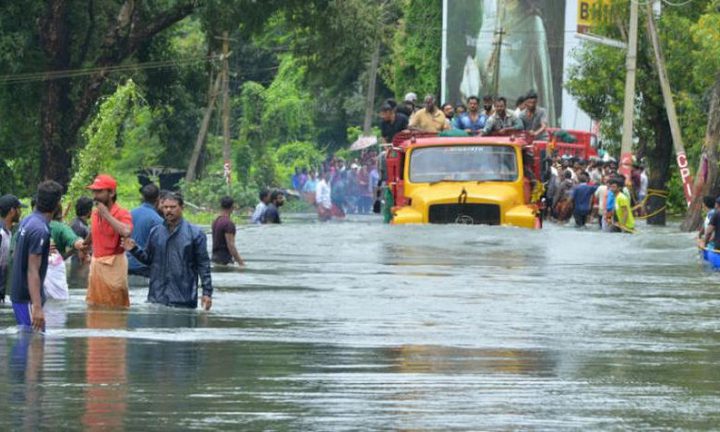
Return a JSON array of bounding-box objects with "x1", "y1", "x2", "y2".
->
[
  {"x1": 606, "y1": 191, "x2": 616, "y2": 213},
  {"x1": 127, "y1": 203, "x2": 163, "y2": 272},
  {"x1": 571, "y1": 183, "x2": 598, "y2": 213},
  {"x1": 455, "y1": 112, "x2": 488, "y2": 133},
  {"x1": 11, "y1": 211, "x2": 50, "y2": 304}
]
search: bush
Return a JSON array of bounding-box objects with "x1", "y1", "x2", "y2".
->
[
  {"x1": 274, "y1": 141, "x2": 325, "y2": 187},
  {"x1": 180, "y1": 176, "x2": 258, "y2": 212}
]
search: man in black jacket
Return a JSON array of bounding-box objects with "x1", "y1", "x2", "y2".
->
[
  {"x1": 261, "y1": 190, "x2": 284, "y2": 224},
  {"x1": 123, "y1": 192, "x2": 213, "y2": 310}
]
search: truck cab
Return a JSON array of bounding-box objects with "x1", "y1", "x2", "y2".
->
[
  {"x1": 383, "y1": 129, "x2": 599, "y2": 227},
  {"x1": 386, "y1": 133, "x2": 541, "y2": 228}
]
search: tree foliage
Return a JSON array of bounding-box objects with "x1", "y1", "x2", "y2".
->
[
  {"x1": 384, "y1": 0, "x2": 442, "y2": 99},
  {"x1": 67, "y1": 80, "x2": 142, "y2": 204},
  {"x1": 0, "y1": 0, "x2": 432, "y2": 200},
  {"x1": 566, "y1": 0, "x2": 720, "y2": 216}
]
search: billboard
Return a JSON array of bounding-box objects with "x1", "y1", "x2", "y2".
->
[
  {"x1": 442, "y1": 0, "x2": 576, "y2": 128},
  {"x1": 577, "y1": 0, "x2": 619, "y2": 34}
]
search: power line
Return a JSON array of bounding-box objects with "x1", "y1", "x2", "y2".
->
[
  {"x1": 0, "y1": 55, "x2": 221, "y2": 85},
  {"x1": 660, "y1": 0, "x2": 694, "y2": 6}
]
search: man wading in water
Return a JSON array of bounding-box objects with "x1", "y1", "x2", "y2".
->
[
  {"x1": 10, "y1": 182, "x2": 63, "y2": 332},
  {"x1": 123, "y1": 192, "x2": 213, "y2": 310},
  {"x1": 211, "y1": 196, "x2": 245, "y2": 267},
  {"x1": 84, "y1": 174, "x2": 133, "y2": 308}
]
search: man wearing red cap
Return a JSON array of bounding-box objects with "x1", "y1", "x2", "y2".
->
[{"x1": 84, "y1": 174, "x2": 133, "y2": 307}]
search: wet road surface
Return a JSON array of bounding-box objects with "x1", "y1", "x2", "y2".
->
[{"x1": 1, "y1": 216, "x2": 718, "y2": 430}]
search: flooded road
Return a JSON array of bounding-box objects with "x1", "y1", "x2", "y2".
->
[{"x1": 1, "y1": 216, "x2": 719, "y2": 430}]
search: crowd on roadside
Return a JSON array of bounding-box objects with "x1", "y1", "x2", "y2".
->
[
  {"x1": 544, "y1": 156, "x2": 648, "y2": 233},
  {"x1": 279, "y1": 152, "x2": 381, "y2": 221},
  {"x1": 0, "y1": 174, "x2": 254, "y2": 333}
]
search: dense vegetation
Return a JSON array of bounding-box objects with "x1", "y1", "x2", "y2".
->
[
  {"x1": 2, "y1": 0, "x2": 719, "y2": 223},
  {"x1": 0, "y1": 0, "x2": 439, "y2": 210}
]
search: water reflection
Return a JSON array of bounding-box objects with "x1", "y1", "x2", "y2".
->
[
  {"x1": 82, "y1": 308, "x2": 128, "y2": 431},
  {"x1": 8, "y1": 331, "x2": 44, "y2": 431},
  {"x1": 387, "y1": 345, "x2": 557, "y2": 376}
]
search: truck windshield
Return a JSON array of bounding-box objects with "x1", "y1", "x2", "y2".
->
[{"x1": 409, "y1": 145, "x2": 518, "y2": 183}]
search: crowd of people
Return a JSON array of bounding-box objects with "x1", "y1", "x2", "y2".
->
[
  {"x1": 378, "y1": 89, "x2": 651, "y2": 234},
  {"x1": 544, "y1": 156, "x2": 647, "y2": 233},
  {"x1": 0, "y1": 174, "x2": 251, "y2": 333},
  {"x1": 283, "y1": 153, "x2": 381, "y2": 221},
  {"x1": 379, "y1": 90, "x2": 548, "y2": 142}
]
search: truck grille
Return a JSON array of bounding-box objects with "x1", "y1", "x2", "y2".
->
[{"x1": 428, "y1": 204, "x2": 501, "y2": 225}]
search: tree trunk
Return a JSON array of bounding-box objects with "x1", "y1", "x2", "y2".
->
[
  {"x1": 646, "y1": 108, "x2": 673, "y2": 226},
  {"x1": 681, "y1": 75, "x2": 720, "y2": 231},
  {"x1": 39, "y1": 0, "x2": 73, "y2": 185}
]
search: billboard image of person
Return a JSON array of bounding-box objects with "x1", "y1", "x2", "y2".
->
[{"x1": 445, "y1": 0, "x2": 566, "y2": 126}]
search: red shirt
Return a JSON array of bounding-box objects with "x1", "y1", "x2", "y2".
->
[{"x1": 91, "y1": 203, "x2": 133, "y2": 257}]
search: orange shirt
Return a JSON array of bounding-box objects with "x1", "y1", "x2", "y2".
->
[{"x1": 91, "y1": 203, "x2": 132, "y2": 257}]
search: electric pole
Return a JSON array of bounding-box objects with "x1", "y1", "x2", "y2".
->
[
  {"x1": 186, "y1": 74, "x2": 222, "y2": 183},
  {"x1": 221, "y1": 31, "x2": 232, "y2": 186},
  {"x1": 491, "y1": 3, "x2": 506, "y2": 97},
  {"x1": 362, "y1": 39, "x2": 380, "y2": 136},
  {"x1": 619, "y1": 0, "x2": 639, "y2": 180},
  {"x1": 645, "y1": 1, "x2": 692, "y2": 206}
]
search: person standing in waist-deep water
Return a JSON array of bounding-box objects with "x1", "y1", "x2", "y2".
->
[
  {"x1": 262, "y1": 190, "x2": 285, "y2": 224},
  {"x1": 44, "y1": 203, "x2": 86, "y2": 301},
  {"x1": 123, "y1": 192, "x2": 213, "y2": 310},
  {"x1": 0, "y1": 194, "x2": 26, "y2": 303},
  {"x1": 68, "y1": 196, "x2": 93, "y2": 283},
  {"x1": 570, "y1": 173, "x2": 598, "y2": 228},
  {"x1": 10, "y1": 181, "x2": 63, "y2": 332},
  {"x1": 211, "y1": 196, "x2": 245, "y2": 267},
  {"x1": 128, "y1": 184, "x2": 163, "y2": 278},
  {"x1": 250, "y1": 189, "x2": 270, "y2": 224},
  {"x1": 316, "y1": 172, "x2": 333, "y2": 221},
  {"x1": 84, "y1": 174, "x2": 133, "y2": 308}
]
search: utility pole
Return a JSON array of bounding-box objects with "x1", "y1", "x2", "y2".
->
[
  {"x1": 619, "y1": 0, "x2": 639, "y2": 181},
  {"x1": 645, "y1": 1, "x2": 692, "y2": 206},
  {"x1": 221, "y1": 31, "x2": 232, "y2": 186},
  {"x1": 491, "y1": 3, "x2": 506, "y2": 96},
  {"x1": 362, "y1": 39, "x2": 380, "y2": 136},
  {"x1": 186, "y1": 74, "x2": 222, "y2": 183}
]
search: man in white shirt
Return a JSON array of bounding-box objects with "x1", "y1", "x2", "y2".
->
[
  {"x1": 315, "y1": 173, "x2": 333, "y2": 221},
  {"x1": 250, "y1": 189, "x2": 270, "y2": 224}
]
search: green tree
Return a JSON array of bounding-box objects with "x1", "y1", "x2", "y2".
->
[
  {"x1": 384, "y1": 0, "x2": 442, "y2": 99},
  {"x1": 66, "y1": 80, "x2": 142, "y2": 206},
  {"x1": 566, "y1": 0, "x2": 718, "y2": 224},
  {"x1": 0, "y1": 0, "x2": 331, "y2": 190}
]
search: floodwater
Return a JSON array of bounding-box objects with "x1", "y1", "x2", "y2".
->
[{"x1": 1, "y1": 216, "x2": 719, "y2": 431}]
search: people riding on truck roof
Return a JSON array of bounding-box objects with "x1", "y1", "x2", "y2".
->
[
  {"x1": 519, "y1": 91, "x2": 549, "y2": 140},
  {"x1": 409, "y1": 95, "x2": 450, "y2": 133},
  {"x1": 455, "y1": 96, "x2": 487, "y2": 134},
  {"x1": 481, "y1": 97, "x2": 523, "y2": 136}
]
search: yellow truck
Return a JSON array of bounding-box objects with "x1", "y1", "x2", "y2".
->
[{"x1": 385, "y1": 133, "x2": 542, "y2": 228}]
